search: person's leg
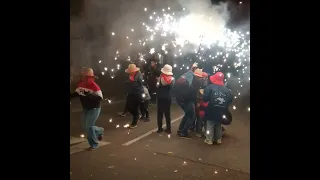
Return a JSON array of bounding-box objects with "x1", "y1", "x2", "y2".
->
[
  {"x1": 127, "y1": 95, "x2": 139, "y2": 128},
  {"x1": 195, "y1": 110, "x2": 202, "y2": 136},
  {"x1": 86, "y1": 108, "x2": 104, "y2": 149},
  {"x1": 139, "y1": 101, "x2": 146, "y2": 119},
  {"x1": 164, "y1": 99, "x2": 172, "y2": 134},
  {"x1": 157, "y1": 99, "x2": 164, "y2": 132},
  {"x1": 118, "y1": 95, "x2": 128, "y2": 116},
  {"x1": 144, "y1": 100, "x2": 150, "y2": 121},
  {"x1": 204, "y1": 120, "x2": 214, "y2": 145},
  {"x1": 180, "y1": 102, "x2": 195, "y2": 138},
  {"x1": 177, "y1": 101, "x2": 188, "y2": 135},
  {"x1": 82, "y1": 109, "x2": 89, "y2": 133},
  {"x1": 213, "y1": 123, "x2": 222, "y2": 144},
  {"x1": 130, "y1": 98, "x2": 140, "y2": 127}
]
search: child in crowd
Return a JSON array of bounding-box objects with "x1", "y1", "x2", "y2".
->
[
  {"x1": 195, "y1": 89, "x2": 209, "y2": 137},
  {"x1": 156, "y1": 64, "x2": 175, "y2": 134},
  {"x1": 140, "y1": 85, "x2": 151, "y2": 122}
]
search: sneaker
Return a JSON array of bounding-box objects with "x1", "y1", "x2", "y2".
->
[
  {"x1": 144, "y1": 118, "x2": 150, "y2": 122},
  {"x1": 129, "y1": 124, "x2": 138, "y2": 129},
  {"x1": 176, "y1": 130, "x2": 181, "y2": 135},
  {"x1": 87, "y1": 147, "x2": 97, "y2": 151},
  {"x1": 196, "y1": 133, "x2": 202, "y2": 138},
  {"x1": 117, "y1": 112, "x2": 126, "y2": 117},
  {"x1": 179, "y1": 134, "x2": 192, "y2": 139},
  {"x1": 204, "y1": 139, "x2": 213, "y2": 145},
  {"x1": 139, "y1": 114, "x2": 142, "y2": 119},
  {"x1": 157, "y1": 129, "x2": 163, "y2": 133},
  {"x1": 164, "y1": 129, "x2": 171, "y2": 134},
  {"x1": 216, "y1": 139, "x2": 222, "y2": 144},
  {"x1": 98, "y1": 135, "x2": 103, "y2": 141}
]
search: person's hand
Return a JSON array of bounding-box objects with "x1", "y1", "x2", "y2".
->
[{"x1": 196, "y1": 103, "x2": 200, "y2": 108}]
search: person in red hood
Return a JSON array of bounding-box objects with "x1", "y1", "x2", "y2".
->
[
  {"x1": 70, "y1": 68, "x2": 104, "y2": 151},
  {"x1": 203, "y1": 72, "x2": 233, "y2": 145},
  {"x1": 156, "y1": 64, "x2": 175, "y2": 134}
]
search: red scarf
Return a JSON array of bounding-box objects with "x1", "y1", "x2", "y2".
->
[
  {"x1": 129, "y1": 72, "x2": 137, "y2": 81},
  {"x1": 76, "y1": 78, "x2": 103, "y2": 98},
  {"x1": 160, "y1": 73, "x2": 173, "y2": 84}
]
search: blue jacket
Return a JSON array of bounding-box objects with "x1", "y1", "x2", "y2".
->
[{"x1": 203, "y1": 84, "x2": 233, "y2": 122}]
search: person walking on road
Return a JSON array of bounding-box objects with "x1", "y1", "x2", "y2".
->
[
  {"x1": 70, "y1": 68, "x2": 104, "y2": 151},
  {"x1": 156, "y1": 64, "x2": 175, "y2": 134},
  {"x1": 125, "y1": 64, "x2": 144, "y2": 128},
  {"x1": 140, "y1": 85, "x2": 151, "y2": 122},
  {"x1": 174, "y1": 67, "x2": 203, "y2": 139},
  {"x1": 203, "y1": 72, "x2": 233, "y2": 145}
]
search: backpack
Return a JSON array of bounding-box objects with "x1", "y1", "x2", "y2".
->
[{"x1": 172, "y1": 71, "x2": 194, "y2": 98}]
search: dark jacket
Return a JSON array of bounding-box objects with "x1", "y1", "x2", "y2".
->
[
  {"x1": 157, "y1": 77, "x2": 175, "y2": 100},
  {"x1": 144, "y1": 64, "x2": 161, "y2": 92},
  {"x1": 203, "y1": 84, "x2": 233, "y2": 122},
  {"x1": 70, "y1": 91, "x2": 102, "y2": 110},
  {"x1": 125, "y1": 71, "x2": 144, "y2": 97}
]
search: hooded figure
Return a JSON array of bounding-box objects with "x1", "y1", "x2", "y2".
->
[
  {"x1": 156, "y1": 64, "x2": 175, "y2": 134},
  {"x1": 203, "y1": 72, "x2": 233, "y2": 145},
  {"x1": 70, "y1": 68, "x2": 104, "y2": 151}
]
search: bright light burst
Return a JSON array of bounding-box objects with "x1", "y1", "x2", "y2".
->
[{"x1": 99, "y1": 5, "x2": 250, "y2": 111}]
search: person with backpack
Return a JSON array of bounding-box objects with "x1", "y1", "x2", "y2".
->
[
  {"x1": 125, "y1": 64, "x2": 144, "y2": 128},
  {"x1": 175, "y1": 68, "x2": 204, "y2": 139},
  {"x1": 156, "y1": 64, "x2": 175, "y2": 134},
  {"x1": 203, "y1": 72, "x2": 233, "y2": 145},
  {"x1": 70, "y1": 68, "x2": 104, "y2": 151}
]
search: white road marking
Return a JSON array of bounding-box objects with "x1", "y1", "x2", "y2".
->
[
  {"x1": 70, "y1": 136, "x2": 86, "y2": 145},
  {"x1": 122, "y1": 115, "x2": 183, "y2": 146}
]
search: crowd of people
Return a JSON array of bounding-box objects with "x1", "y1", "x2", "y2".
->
[{"x1": 70, "y1": 60, "x2": 233, "y2": 150}]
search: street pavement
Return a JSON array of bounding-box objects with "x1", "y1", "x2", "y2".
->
[{"x1": 70, "y1": 99, "x2": 250, "y2": 180}]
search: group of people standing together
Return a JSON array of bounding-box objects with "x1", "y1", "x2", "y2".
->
[{"x1": 70, "y1": 60, "x2": 233, "y2": 150}]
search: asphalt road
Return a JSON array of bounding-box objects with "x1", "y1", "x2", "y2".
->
[{"x1": 70, "y1": 99, "x2": 250, "y2": 180}]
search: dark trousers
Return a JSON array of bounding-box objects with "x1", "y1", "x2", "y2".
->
[
  {"x1": 150, "y1": 92, "x2": 157, "y2": 104},
  {"x1": 139, "y1": 100, "x2": 149, "y2": 118},
  {"x1": 177, "y1": 100, "x2": 196, "y2": 136},
  {"x1": 157, "y1": 98, "x2": 172, "y2": 130},
  {"x1": 127, "y1": 95, "x2": 141, "y2": 125},
  {"x1": 123, "y1": 98, "x2": 128, "y2": 113}
]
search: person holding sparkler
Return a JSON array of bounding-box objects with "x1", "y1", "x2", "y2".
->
[
  {"x1": 156, "y1": 64, "x2": 175, "y2": 134},
  {"x1": 70, "y1": 68, "x2": 104, "y2": 151},
  {"x1": 125, "y1": 64, "x2": 144, "y2": 128},
  {"x1": 203, "y1": 72, "x2": 233, "y2": 145}
]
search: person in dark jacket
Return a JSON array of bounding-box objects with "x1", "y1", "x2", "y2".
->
[
  {"x1": 203, "y1": 72, "x2": 233, "y2": 145},
  {"x1": 176, "y1": 68, "x2": 203, "y2": 139},
  {"x1": 70, "y1": 68, "x2": 104, "y2": 151},
  {"x1": 144, "y1": 58, "x2": 161, "y2": 105},
  {"x1": 156, "y1": 64, "x2": 175, "y2": 134},
  {"x1": 125, "y1": 64, "x2": 144, "y2": 128}
]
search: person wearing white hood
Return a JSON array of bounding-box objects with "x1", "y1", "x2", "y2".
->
[{"x1": 156, "y1": 64, "x2": 175, "y2": 134}]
